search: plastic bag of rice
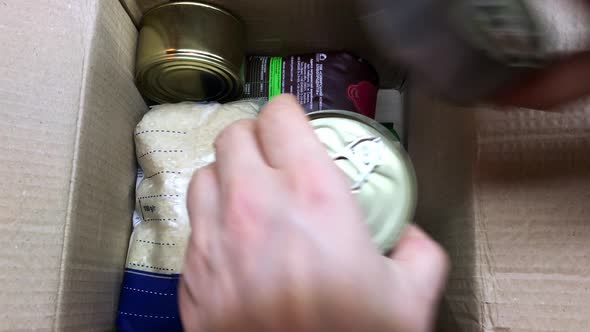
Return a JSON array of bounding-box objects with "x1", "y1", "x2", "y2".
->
[{"x1": 117, "y1": 100, "x2": 262, "y2": 332}]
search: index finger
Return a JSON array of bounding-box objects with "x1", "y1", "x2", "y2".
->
[{"x1": 256, "y1": 94, "x2": 334, "y2": 171}]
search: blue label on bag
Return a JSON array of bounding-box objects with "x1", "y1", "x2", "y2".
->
[{"x1": 116, "y1": 269, "x2": 182, "y2": 332}]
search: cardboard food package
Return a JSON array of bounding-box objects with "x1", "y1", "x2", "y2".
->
[{"x1": 1, "y1": 0, "x2": 589, "y2": 331}]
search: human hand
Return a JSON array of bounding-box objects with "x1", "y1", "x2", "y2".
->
[
  {"x1": 493, "y1": 50, "x2": 590, "y2": 109},
  {"x1": 490, "y1": 0, "x2": 590, "y2": 109},
  {"x1": 179, "y1": 94, "x2": 449, "y2": 332}
]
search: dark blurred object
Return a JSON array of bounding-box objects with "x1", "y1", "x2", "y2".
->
[
  {"x1": 243, "y1": 52, "x2": 380, "y2": 118},
  {"x1": 356, "y1": 0, "x2": 549, "y2": 104},
  {"x1": 380, "y1": 123, "x2": 401, "y2": 141}
]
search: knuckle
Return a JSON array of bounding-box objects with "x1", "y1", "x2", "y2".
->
[
  {"x1": 264, "y1": 94, "x2": 299, "y2": 112},
  {"x1": 224, "y1": 180, "x2": 258, "y2": 219},
  {"x1": 420, "y1": 236, "x2": 450, "y2": 274},
  {"x1": 187, "y1": 168, "x2": 212, "y2": 202},
  {"x1": 222, "y1": 180, "x2": 268, "y2": 241},
  {"x1": 433, "y1": 242, "x2": 451, "y2": 271},
  {"x1": 259, "y1": 94, "x2": 303, "y2": 122},
  {"x1": 215, "y1": 119, "x2": 254, "y2": 148},
  {"x1": 289, "y1": 170, "x2": 336, "y2": 205},
  {"x1": 186, "y1": 166, "x2": 217, "y2": 224}
]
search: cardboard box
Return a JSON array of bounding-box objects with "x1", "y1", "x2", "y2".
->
[
  {"x1": 408, "y1": 91, "x2": 590, "y2": 331},
  {"x1": 0, "y1": 0, "x2": 588, "y2": 330}
]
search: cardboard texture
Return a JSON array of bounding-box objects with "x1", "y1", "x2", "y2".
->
[
  {"x1": 0, "y1": 0, "x2": 146, "y2": 330},
  {"x1": 409, "y1": 92, "x2": 590, "y2": 332},
  {"x1": 1, "y1": 0, "x2": 589, "y2": 331}
]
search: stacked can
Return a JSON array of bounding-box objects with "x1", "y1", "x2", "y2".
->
[{"x1": 136, "y1": 2, "x2": 245, "y2": 103}]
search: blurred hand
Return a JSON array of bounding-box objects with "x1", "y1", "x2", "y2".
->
[
  {"x1": 179, "y1": 94, "x2": 449, "y2": 332},
  {"x1": 480, "y1": 0, "x2": 590, "y2": 109},
  {"x1": 493, "y1": 51, "x2": 590, "y2": 109},
  {"x1": 490, "y1": 0, "x2": 590, "y2": 109}
]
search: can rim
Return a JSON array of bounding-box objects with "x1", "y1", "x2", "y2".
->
[
  {"x1": 307, "y1": 110, "x2": 399, "y2": 143},
  {"x1": 136, "y1": 54, "x2": 243, "y2": 103},
  {"x1": 142, "y1": 1, "x2": 241, "y2": 25},
  {"x1": 308, "y1": 109, "x2": 418, "y2": 252}
]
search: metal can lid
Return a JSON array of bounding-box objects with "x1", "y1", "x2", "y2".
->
[{"x1": 308, "y1": 111, "x2": 417, "y2": 253}]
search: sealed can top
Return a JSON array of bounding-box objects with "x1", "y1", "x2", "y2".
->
[
  {"x1": 308, "y1": 111, "x2": 417, "y2": 253},
  {"x1": 136, "y1": 2, "x2": 244, "y2": 103}
]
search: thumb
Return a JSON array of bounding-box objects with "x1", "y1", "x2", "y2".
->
[{"x1": 389, "y1": 225, "x2": 449, "y2": 305}]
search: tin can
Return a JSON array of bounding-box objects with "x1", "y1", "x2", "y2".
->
[
  {"x1": 357, "y1": 0, "x2": 547, "y2": 104},
  {"x1": 308, "y1": 110, "x2": 417, "y2": 253},
  {"x1": 136, "y1": 2, "x2": 244, "y2": 103}
]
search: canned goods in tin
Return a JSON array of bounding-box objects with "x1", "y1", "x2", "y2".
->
[
  {"x1": 308, "y1": 111, "x2": 417, "y2": 253},
  {"x1": 136, "y1": 2, "x2": 244, "y2": 103}
]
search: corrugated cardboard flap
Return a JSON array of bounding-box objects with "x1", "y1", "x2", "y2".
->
[
  {"x1": 0, "y1": 0, "x2": 146, "y2": 330},
  {"x1": 1, "y1": 1, "x2": 89, "y2": 329},
  {"x1": 410, "y1": 95, "x2": 590, "y2": 332},
  {"x1": 54, "y1": 1, "x2": 147, "y2": 330}
]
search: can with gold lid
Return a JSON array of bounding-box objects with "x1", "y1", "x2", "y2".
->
[
  {"x1": 136, "y1": 2, "x2": 244, "y2": 103},
  {"x1": 308, "y1": 110, "x2": 417, "y2": 253}
]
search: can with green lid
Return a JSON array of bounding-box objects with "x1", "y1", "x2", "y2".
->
[
  {"x1": 308, "y1": 111, "x2": 417, "y2": 253},
  {"x1": 136, "y1": 2, "x2": 244, "y2": 104}
]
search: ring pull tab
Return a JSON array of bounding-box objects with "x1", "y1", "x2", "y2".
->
[{"x1": 332, "y1": 136, "x2": 383, "y2": 191}]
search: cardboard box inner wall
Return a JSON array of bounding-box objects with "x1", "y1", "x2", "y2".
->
[
  {"x1": 408, "y1": 92, "x2": 590, "y2": 331},
  {"x1": 0, "y1": 0, "x2": 589, "y2": 331}
]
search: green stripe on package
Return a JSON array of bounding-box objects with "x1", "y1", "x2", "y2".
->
[{"x1": 268, "y1": 57, "x2": 283, "y2": 98}]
